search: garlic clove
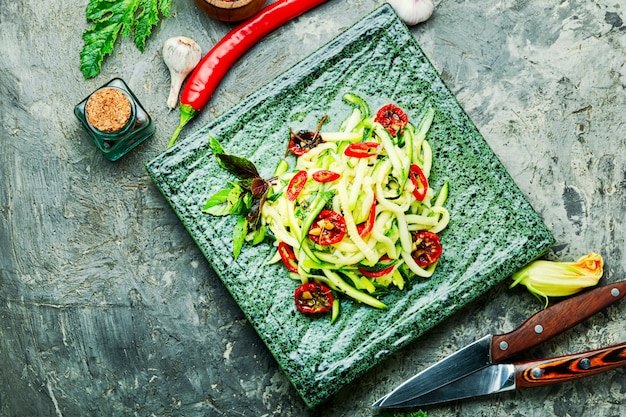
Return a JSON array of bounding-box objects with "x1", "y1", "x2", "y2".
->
[
  {"x1": 388, "y1": 0, "x2": 435, "y2": 26},
  {"x1": 162, "y1": 36, "x2": 202, "y2": 110}
]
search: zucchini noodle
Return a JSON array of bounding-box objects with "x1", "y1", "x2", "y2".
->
[{"x1": 262, "y1": 93, "x2": 449, "y2": 310}]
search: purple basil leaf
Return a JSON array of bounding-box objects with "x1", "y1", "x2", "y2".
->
[{"x1": 216, "y1": 153, "x2": 260, "y2": 180}]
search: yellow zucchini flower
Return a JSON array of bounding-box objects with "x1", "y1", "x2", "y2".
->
[{"x1": 509, "y1": 253, "x2": 604, "y2": 307}]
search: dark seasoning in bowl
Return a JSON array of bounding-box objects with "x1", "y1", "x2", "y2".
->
[
  {"x1": 74, "y1": 78, "x2": 155, "y2": 161},
  {"x1": 194, "y1": 0, "x2": 266, "y2": 22}
]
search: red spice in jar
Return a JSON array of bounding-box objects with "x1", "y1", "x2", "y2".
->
[{"x1": 85, "y1": 87, "x2": 132, "y2": 133}]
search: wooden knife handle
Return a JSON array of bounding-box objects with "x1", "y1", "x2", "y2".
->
[
  {"x1": 491, "y1": 280, "x2": 626, "y2": 363},
  {"x1": 514, "y1": 342, "x2": 626, "y2": 389}
]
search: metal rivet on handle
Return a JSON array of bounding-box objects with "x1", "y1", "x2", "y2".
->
[
  {"x1": 534, "y1": 324, "x2": 544, "y2": 334},
  {"x1": 499, "y1": 341, "x2": 509, "y2": 351},
  {"x1": 580, "y1": 358, "x2": 591, "y2": 370},
  {"x1": 611, "y1": 288, "x2": 620, "y2": 297},
  {"x1": 531, "y1": 368, "x2": 543, "y2": 378}
]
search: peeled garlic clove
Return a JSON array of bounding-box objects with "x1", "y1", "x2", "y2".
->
[
  {"x1": 388, "y1": 0, "x2": 435, "y2": 26},
  {"x1": 162, "y1": 36, "x2": 202, "y2": 110}
]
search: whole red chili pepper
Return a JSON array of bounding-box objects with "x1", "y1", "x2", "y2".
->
[{"x1": 168, "y1": 0, "x2": 329, "y2": 147}]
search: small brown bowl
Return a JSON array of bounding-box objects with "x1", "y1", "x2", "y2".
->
[{"x1": 194, "y1": 0, "x2": 266, "y2": 22}]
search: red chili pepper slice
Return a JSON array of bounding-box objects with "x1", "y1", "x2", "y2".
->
[
  {"x1": 356, "y1": 202, "x2": 376, "y2": 236},
  {"x1": 412, "y1": 230, "x2": 442, "y2": 267},
  {"x1": 307, "y1": 210, "x2": 347, "y2": 246},
  {"x1": 286, "y1": 170, "x2": 307, "y2": 201},
  {"x1": 312, "y1": 170, "x2": 340, "y2": 183},
  {"x1": 294, "y1": 282, "x2": 334, "y2": 314},
  {"x1": 409, "y1": 164, "x2": 429, "y2": 201},
  {"x1": 169, "y1": 0, "x2": 329, "y2": 147},
  {"x1": 344, "y1": 142, "x2": 381, "y2": 158},
  {"x1": 358, "y1": 255, "x2": 397, "y2": 277},
  {"x1": 374, "y1": 104, "x2": 409, "y2": 136},
  {"x1": 277, "y1": 242, "x2": 299, "y2": 273}
]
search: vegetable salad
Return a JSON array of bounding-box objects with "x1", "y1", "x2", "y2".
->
[{"x1": 263, "y1": 93, "x2": 449, "y2": 314}]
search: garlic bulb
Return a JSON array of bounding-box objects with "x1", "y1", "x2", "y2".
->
[
  {"x1": 162, "y1": 36, "x2": 202, "y2": 109},
  {"x1": 388, "y1": 0, "x2": 435, "y2": 26}
]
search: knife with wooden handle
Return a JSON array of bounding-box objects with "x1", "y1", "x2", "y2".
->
[
  {"x1": 389, "y1": 342, "x2": 626, "y2": 408},
  {"x1": 491, "y1": 283, "x2": 625, "y2": 362},
  {"x1": 373, "y1": 280, "x2": 626, "y2": 409},
  {"x1": 515, "y1": 342, "x2": 626, "y2": 388}
]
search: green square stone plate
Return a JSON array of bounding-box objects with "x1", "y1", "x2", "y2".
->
[{"x1": 146, "y1": 4, "x2": 554, "y2": 407}]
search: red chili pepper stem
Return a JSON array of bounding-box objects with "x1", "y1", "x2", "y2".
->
[{"x1": 168, "y1": 104, "x2": 197, "y2": 148}]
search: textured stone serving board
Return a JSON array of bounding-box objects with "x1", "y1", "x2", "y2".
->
[{"x1": 146, "y1": 4, "x2": 554, "y2": 407}]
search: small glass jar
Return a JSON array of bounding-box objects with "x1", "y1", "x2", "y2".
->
[{"x1": 74, "y1": 78, "x2": 155, "y2": 161}]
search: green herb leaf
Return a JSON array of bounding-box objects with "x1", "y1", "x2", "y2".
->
[
  {"x1": 249, "y1": 225, "x2": 266, "y2": 246},
  {"x1": 241, "y1": 190, "x2": 253, "y2": 212},
  {"x1": 202, "y1": 184, "x2": 250, "y2": 216},
  {"x1": 80, "y1": 0, "x2": 171, "y2": 79},
  {"x1": 202, "y1": 187, "x2": 233, "y2": 216},
  {"x1": 209, "y1": 136, "x2": 227, "y2": 169},
  {"x1": 232, "y1": 216, "x2": 248, "y2": 259},
  {"x1": 227, "y1": 184, "x2": 248, "y2": 214},
  {"x1": 205, "y1": 138, "x2": 272, "y2": 255}
]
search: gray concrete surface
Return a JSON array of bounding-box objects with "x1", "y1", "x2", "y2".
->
[{"x1": 1, "y1": 0, "x2": 625, "y2": 416}]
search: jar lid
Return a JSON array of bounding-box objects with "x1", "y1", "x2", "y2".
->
[{"x1": 85, "y1": 87, "x2": 132, "y2": 133}]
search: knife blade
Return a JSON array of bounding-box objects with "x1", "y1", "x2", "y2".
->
[
  {"x1": 373, "y1": 280, "x2": 626, "y2": 408},
  {"x1": 379, "y1": 341, "x2": 626, "y2": 409}
]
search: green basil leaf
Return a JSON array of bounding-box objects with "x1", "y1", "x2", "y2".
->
[
  {"x1": 226, "y1": 184, "x2": 248, "y2": 215},
  {"x1": 249, "y1": 225, "x2": 266, "y2": 246},
  {"x1": 203, "y1": 183, "x2": 249, "y2": 216},
  {"x1": 202, "y1": 187, "x2": 233, "y2": 216},
  {"x1": 241, "y1": 190, "x2": 253, "y2": 212},
  {"x1": 209, "y1": 136, "x2": 227, "y2": 169},
  {"x1": 232, "y1": 216, "x2": 248, "y2": 259}
]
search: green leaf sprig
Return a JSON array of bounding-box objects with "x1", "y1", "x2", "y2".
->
[
  {"x1": 202, "y1": 137, "x2": 272, "y2": 259},
  {"x1": 80, "y1": 0, "x2": 172, "y2": 79}
]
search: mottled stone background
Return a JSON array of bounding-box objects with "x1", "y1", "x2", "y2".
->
[{"x1": 1, "y1": 0, "x2": 624, "y2": 416}]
